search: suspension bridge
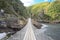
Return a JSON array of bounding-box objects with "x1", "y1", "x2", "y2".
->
[{"x1": 7, "y1": 18, "x2": 54, "y2": 40}]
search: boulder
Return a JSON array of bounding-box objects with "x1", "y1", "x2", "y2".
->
[{"x1": 32, "y1": 19, "x2": 42, "y2": 29}]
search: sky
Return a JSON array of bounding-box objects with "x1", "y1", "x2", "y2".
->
[{"x1": 20, "y1": 0, "x2": 54, "y2": 7}]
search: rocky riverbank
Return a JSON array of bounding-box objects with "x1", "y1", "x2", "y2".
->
[
  {"x1": 0, "y1": 18, "x2": 27, "y2": 33},
  {"x1": 37, "y1": 20, "x2": 60, "y2": 24}
]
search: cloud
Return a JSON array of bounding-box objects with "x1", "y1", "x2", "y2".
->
[{"x1": 20, "y1": 0, "x2": 34, "y2": 7}]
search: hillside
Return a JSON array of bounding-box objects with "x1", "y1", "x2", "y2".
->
[
  {"x1": 27, "y1": 2, "x2": 50, "y2": 19},
  {"x1": 0, "y1": 0, "x2": 28, "y2": 32},
  {"x1": 28, "y1": 1, "x2": 60, "y2": 23}
]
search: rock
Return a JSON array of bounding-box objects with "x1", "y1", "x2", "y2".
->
[
  {"x1": 0, "y1": 27, "x2": 14, "y2": 33},
  {"x1": 6, "y1": 18, "x2": 27, "y2": 29},
  {"x1": 32, "y1": 19, "x2": 42, "y2": 29},
  {"x1": 33, "y1": 24, "x2": 42, "y2": 29},
  {"x1": 0, "y1": 17, "x2": 28, "y2": 33},
  {"x1": 0, "y1": 20, "x2": 7, "y2": 27}
]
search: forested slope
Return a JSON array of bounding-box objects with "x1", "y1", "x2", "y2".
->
[
  {"x1": 28, "y1": 1, "x2": 60, "y2": 23},
  {"x1": 0, "y1": 0, "x2": 29, "y2": 19}
]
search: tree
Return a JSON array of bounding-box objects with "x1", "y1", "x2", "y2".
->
[
  {"x1": 0, "y1": 0, "x2": 28, "y2": 18},
  {"x1": 45, "y1": 1, "x2": 60, "y2": 20}
]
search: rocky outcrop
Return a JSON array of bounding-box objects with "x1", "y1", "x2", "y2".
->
[
  {"x1": 0, "y1": 18, "x2": 27, "y2": 33},
  {"x1": 32, "y1": 19, "x2": 42, "y2": 29}
]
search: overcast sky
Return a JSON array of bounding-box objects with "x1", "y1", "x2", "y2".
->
[{"x1": 20, "y1": 0, "x2": 53, "y2": 7}]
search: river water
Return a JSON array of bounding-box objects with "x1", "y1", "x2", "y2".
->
[{"x1": 42, "y1": 24, "x2": 60, "y2": 40}]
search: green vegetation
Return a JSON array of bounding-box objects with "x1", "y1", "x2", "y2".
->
[
  {"x1": 0, "y1": 0, "x2": 29, "y2": 19},
  {"x1": 0, "y1": 0, "x2": 30, "y2": 29},
  {"x1": 28, "y1": 1, "x2": 60, "y2": 22},
  {"x1": 45, "y1": 1, "x2": 60, "y2": 21},
  {"x1": 0, "y1": 0, "x2": 60, "y2": 23}
]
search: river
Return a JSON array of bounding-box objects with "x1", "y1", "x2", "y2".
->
[{"x1": 42, "y1": 24, "x2": 60, "y2": 40}]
